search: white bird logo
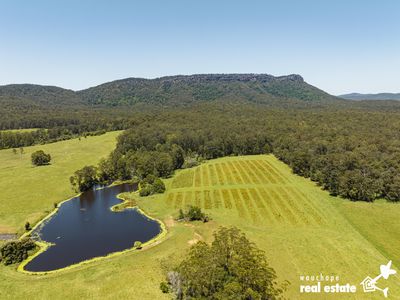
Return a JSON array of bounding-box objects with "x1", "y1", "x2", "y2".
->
[
  {"x1": 379, "y1": 261, "x2": 397, "y2": 280},
  {"x1": 360, "y1": 261, "x2": 397, "y2": 298}
]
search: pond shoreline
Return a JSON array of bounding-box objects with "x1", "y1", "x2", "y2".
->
[{"x1": 17, "y1": 183, "x2": 167, "y2": 275}]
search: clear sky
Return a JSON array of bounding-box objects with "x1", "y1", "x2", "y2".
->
[{"x1": 1, "y1": 0, "x2": 399, "y2": 95}]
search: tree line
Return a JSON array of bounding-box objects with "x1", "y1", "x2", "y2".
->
[{"x1": 76, "y1": 104, "x2": 400, "y2": 202}]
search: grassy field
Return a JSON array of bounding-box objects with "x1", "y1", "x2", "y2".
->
[
  {"x1": 0, "y1": 131, "x2": 121, "y2": 234},
  {"x1": 162, "y1": 156, "x2": 400, "y2": 299},
  {"x1": 1, "y1": 128, "x2": 40, "y2": 133},
  {"x1": 1, "y1": 154, "x2": 400, "y2": 299}
]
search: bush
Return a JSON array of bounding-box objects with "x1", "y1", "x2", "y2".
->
[
  {"x1": 139, "y1": 176, "x2": 165, "y2": 197},
  {"x1": 0, "y1": 238, "x2": 36, "y2": 265},
  {"x1": 152, "y1": 178, "x2": 166, "y2": 193},
  {"x1": 31, "y1": 150, "x2": 51, "y2": 166},
  {"x1": 160, "y1": 281, "x2": 170, "y2": 293},
  {"x1": 178, "y1": 209, "x2": 185, "y2": 220},
  {"x1": 134, "y1": 241, "x2": 142, "y2": 249},
  {"x1": 24, "y1": 222, "x2": 31, "y2": 231},
  {"x1": 178, "y1": 206, "x2": 208, "y2": 222},
  {"x1": 139, "y1": 184, "x2": 153, "y2": 197},
  {"x1": 186, "y1": 206, "x2": 205, "y2": 221}
]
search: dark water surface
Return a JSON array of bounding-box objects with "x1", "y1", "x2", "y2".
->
[{"x1": 24, "y1": 183, "x2": 161, "y2": 272}]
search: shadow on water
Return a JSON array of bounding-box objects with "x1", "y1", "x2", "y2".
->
[{"x1": 24, "y1": 183, "x2": 161, "y2": 272}]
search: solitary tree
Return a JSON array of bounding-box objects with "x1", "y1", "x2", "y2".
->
[
  {"x1": 31, "y1": 150, "x2": 51, "y2": 166},
  {"x1": 164, "y1": 227, "x2": 286, "y2": 299}
]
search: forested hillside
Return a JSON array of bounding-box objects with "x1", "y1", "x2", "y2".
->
[
  {"x1": 0, "y1": 74, "x2": 339, "y2": 111},
  {"x1": 83, "y1": 105, "x2": 400, "y2": 203},
  {"x1": 2, "y1": 74, "x2": 400, "y2": 202}
]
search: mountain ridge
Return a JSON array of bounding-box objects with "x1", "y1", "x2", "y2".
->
[
  {"x1": 0, "y1": 73, "x2": 340, "y2": 108},
  {"x1": 339, "y1": 92, "x2": 400, "y2": 101}
]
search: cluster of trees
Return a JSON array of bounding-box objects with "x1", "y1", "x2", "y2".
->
[
  {"x1": 70, "y1": 165, "x2": 99, "y2": 192},
  {"x1": 139, "y1": 175, "x2": 166, "y2": 197},
  {"x1": 0, "y1": 238, "x2": 36, "y2": 265},
  {"x1": 160, "y1": 227, "x2": 285, "y2": 299},
  {"x1": 178, "y1": 206, "x2": 209, "y2": 222},
  {"x1": 69, "y1": 164, "x2": 167, "y2": 195},
  {"x1": 31, "y1": 150, "x2": 51, "y2": 166}
]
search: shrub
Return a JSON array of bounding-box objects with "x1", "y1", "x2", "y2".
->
[
  {"x1": 152, "y1": 178, "x2": 166, "y2": 193},
  {"x1": 160, "y1": 282, "x2": 170, "y2": 293},
  {"x1": 31, "y1": 150, "x2": 51, "y2": 166},
  {"x1": 139, "y1": 177, "x2": 165, "y2": 197},
  {"x1": 0, "y1": 238, "x2": 36, "y2": 265},
  {"x1": 178, "y1": 206, "x2": 208, "y2": 222},
  {"x1": 24, "y1": 222, "x2": 31, "y2": 231},
  {"x1": 178, "y1": 209, "x2": 185, "y2": 220},
  {"x1": 134, "y1": 241, "x2": 142, "y2": 249},
  {"x1": 186, "y1": 206, "x2": 205, "y2": 221},
  {"x1": 139, "y1": 184, "x2": 153, "y2": 197}
]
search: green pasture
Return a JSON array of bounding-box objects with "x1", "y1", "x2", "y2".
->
[
  {"x1": 0, "y1": 131, "x2": 121, "y2": 234},
  {"x1": 1, "y1": 151, "x2": 399, "y2": 299}
]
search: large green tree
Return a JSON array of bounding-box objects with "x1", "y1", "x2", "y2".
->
[
  {"x1": 70, "y1": 165, "x2": 99, "y2": 192},
  {"x1": 165, "y1": 227, "x2": 285, "y2": 299}
]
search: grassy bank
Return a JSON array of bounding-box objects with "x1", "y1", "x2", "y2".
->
[
  {"x1": 0, "y1": 131, "x2": 121, "y2": 234},
  {"x1": 1, "y1": 154, "x2": 399, "y2": 299}
]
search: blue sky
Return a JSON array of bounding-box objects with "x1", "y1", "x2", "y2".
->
[{"x1": 1, "y1": 0, "x2": 399, "y2": 94}]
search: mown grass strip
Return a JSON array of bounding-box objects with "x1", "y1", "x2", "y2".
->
[
  {"x1": 240, "y1": 161, "x2": 262, "y2": 184},
  {"x1": 174, "y1": 192, "x2": 184, "y2": 209},
  {"x1": 246, "y1": 160, "x2": 273, "y2": 184},
  {"x1": 166, "y1": 193, "x2": 175, "y2": 207},
  {"x1": 184, "y1": 191, "x2": 193, "y2": 208},
  {"x1": 194, "y1": 167, "x2": 202, "y2": 187},
  {"x1": 239, "y1": 189, "x2": 259, "y2": 224},
  {"x1": 221, "y1": 189, "x2": 233, "y2": 209},
  {"x1": 233, "y1": 160, "x2": 253, "y2": 184},
  {"x1": 275, "y1": 187, "x2": 310, "y2": 225},
  {"x1": 256, "y1": 188, "x2": 286, "y2": 223},
  {"x1": 195, "y1": 191, "x2": 202, "y2": 208},
  {"x1": 269, "y1": 189, "x2": 299, "y2": 225},
  {"x1": 262, "y1": 160, "x2": 290, "y2": 184},
  {"x1": 230, "y1": 189, "x2": 247, "y2": 219},
  {"x1": 226, "y1": 161, "x2": 244, "y2": 184},
  {"x1": 201, "y1": 165, "x2": 210, "y2": 187},
  {"x1": 208, "y1": 164, "x2": 219, "y2": 186},
  {"x1": 204, "y1": 190, "x2": 212, "y2": 210},
  {"x1": 285, "y1": 187, "x2": 327, "y2": 226},
  {"x1": 213, "y1": 189, "x2": 222, "y2": 209},
  {"x1": 252, "y1": 160, "x2": 278, "y2": 184},
  {"x1": 215, "y1": 163, "x2": 227, "y2": 185},
  {"x1": 221, "y1": 162, "x2": 236, "y2": 185},
  {"x1": 248, "y1": 188, "x2": 274, "y2": 224}
]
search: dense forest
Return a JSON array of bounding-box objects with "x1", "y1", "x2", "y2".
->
[
  {"x1": 87, "y1": 104, "x2": 400, "y2": 202},
  {"x1": 2, "y1": 74, "x2": 400, "y2": 202}
]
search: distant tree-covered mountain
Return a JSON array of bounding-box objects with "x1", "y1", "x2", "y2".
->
[
  {"x1": 339, "y1": 92, "x2": 400, "y2": 101},
  {"x1": 0, "y1": 74, "x2": 341, "y2": 109}
]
